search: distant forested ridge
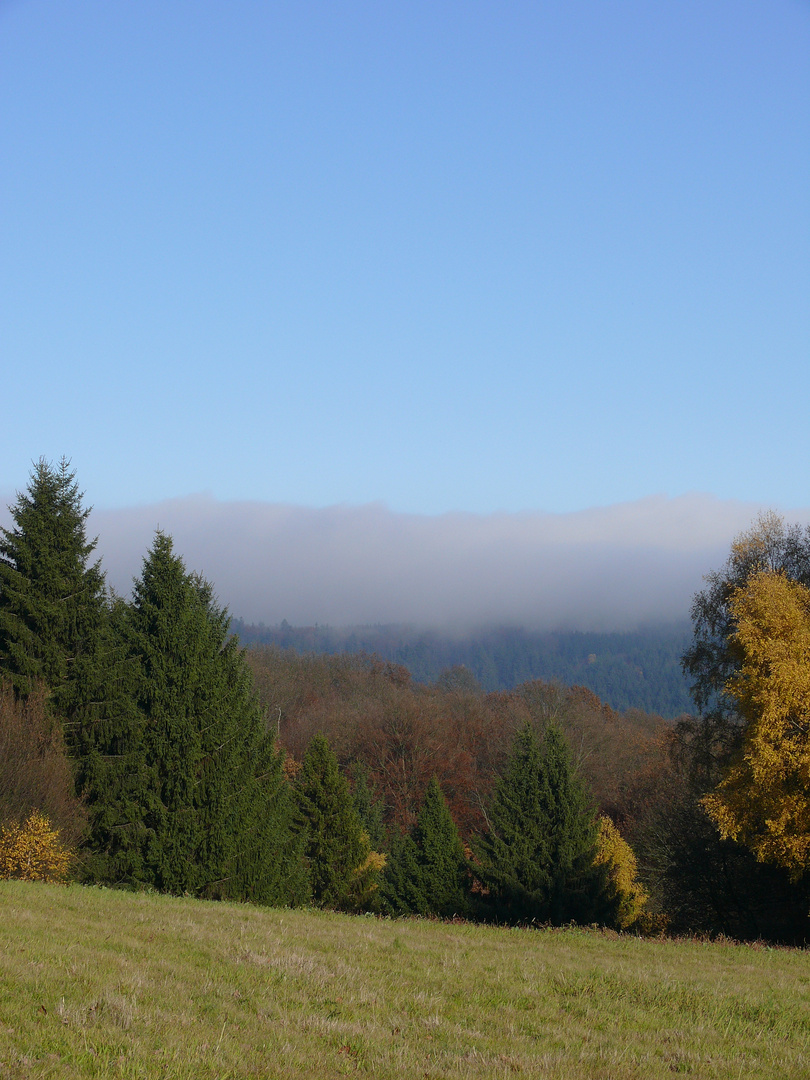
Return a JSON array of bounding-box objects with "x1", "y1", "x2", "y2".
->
[{"x1": 232, "y1": 620, "x2": 693, "y2": 718}]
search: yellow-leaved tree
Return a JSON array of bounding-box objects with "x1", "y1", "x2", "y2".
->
[
  {"x1": 594, "y1": 816, "x2": 650, "y2": 929},
  {"x1": 702, "y1": 569, "x2": 810, "y2": 877},
  {"x1": 0, "y1": 809, "x2": 73, "y2": 883}
]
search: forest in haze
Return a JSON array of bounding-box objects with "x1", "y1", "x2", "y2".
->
[
  {"x1": 4, "y1": 460, "x2": 810, "y2": 945},
  {"x1": 233, "y1": 620, "x2": 693, "y2": 717}
]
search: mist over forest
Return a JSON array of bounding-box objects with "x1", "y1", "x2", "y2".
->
[
  {"x1": 2, "y1": 487, "x2": 805, "y2": 718},
  {"x1": 2, "y1": 490, "x2": 801, "y2": 632}
]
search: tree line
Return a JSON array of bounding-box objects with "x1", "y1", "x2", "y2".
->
[
  {"x1": 2, "y1": 461, "x2": 810, "y2": 941},
  {"x1": 0, "y1": 461, "x2": 306, "y2": 902}
]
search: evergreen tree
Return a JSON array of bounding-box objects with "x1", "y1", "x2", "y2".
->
[
  {"x1": 383, "y1": 777, "x2": 468, "y2": 917},
  {"x1": 380, "y1": 829, "x2": 422, "y2": 915},
  {"x1": 0, "y1": 458, "x2": 107, "y2": 719},
  {"x1": 0, "y1": 459, "x2": 137, "y2": 875},
  {"x1": 296, "y1": 734, "x2": 379, "y2": 910},
  {"x1": 348, "y1": 760, "x2": 386, "y2": 851},
  {"x1": 474, "y1": 722, "x2": 609, "y2": 925},
  {"x1": 73, "y1": 594, "x2": 150, "y2": 886},
  {"x1": 111, "y1": 531, "x2": 306, "y2": 903}
]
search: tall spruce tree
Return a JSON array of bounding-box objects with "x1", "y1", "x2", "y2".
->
[
  {"x1": 115, "y1": 531, "x2": 306, "y2": 903},
  {"x1": 474, "y1": 722, "x2": 610, "y2": 925},
  {"x1": 0, "y1": 458, "x2": 107, "y2": 721},
  {"x1": 383, "y1": 776, "x2": 468, "y2": 917},
  {"x1": 0, "y1": 460, "x2": 159, "y2": 881},
  {"x1": 75, "y1": 592, "x2": 151, "y2": 887}
]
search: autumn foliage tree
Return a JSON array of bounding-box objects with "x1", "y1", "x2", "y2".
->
[
  {"x1": 248, "y1": 647, "x2": 668, "y2": 849},
  {"x1": 702, "y1": 570, "x2": 810, "y2": 877},
  {"x1": 681, "y1": 511, "x2": 810, "y2": 773},
  {"x1": 653, "y1": 514, "x2": 810, "y2": 941},
  {"x1": 594, "y1": 816, "x2": 649, "y2": 930},
  {"x1": 0, "y1": 683, "x2": 86, "y2": 847},
  {"x1": 0, "y1": 809, "x2": 72, "y2": 883}
]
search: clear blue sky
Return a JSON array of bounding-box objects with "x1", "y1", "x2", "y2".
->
[{"x1": 2, "y1": 0, "x2": 808, "y2": 515}]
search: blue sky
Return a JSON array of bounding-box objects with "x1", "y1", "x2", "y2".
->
[{"x1": 2, "y1": 0, "x2": 807, "y2": 520}]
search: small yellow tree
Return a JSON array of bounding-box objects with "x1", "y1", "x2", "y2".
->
[
  {"x1": 702, "y1": 570, "x2": 810, "y2": 877},
  {"x1": 0, "y1": 810, "x2": 73, "y2": 883},
  {"x1": 594, "y1": 816, "x2": 649, "y2": 929}
]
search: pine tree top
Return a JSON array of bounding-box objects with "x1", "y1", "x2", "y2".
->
[{"x1": 0, "y1": 457, "x2": 106, "y2": 701}]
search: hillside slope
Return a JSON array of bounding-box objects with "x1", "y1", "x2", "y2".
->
[{"x1": 2, "y1": 881, "x2": 808, "y2": 1079}]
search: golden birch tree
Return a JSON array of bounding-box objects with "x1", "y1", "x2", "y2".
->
[{"x1": 702, "y1": 570, "x2": 810, "y2": 876}]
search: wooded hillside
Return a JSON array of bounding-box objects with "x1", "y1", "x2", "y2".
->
[{"x1": 234, "y1": 620, "x2": 692, "y2": 717}]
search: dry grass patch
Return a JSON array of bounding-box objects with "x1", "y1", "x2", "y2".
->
[{"x1": 0, "y1": 881, "x2": 809, "y2": 1078}]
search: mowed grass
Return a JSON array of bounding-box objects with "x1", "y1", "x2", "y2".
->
[{"x1": 1, "y1": 882, "x2": 809, "y2": 1079}]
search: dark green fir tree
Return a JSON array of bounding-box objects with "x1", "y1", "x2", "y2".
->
[
  {"x1": 296, "y1": 734, "x2": 379, "y2": 910},
  {"x1": 474, "y1": 722, "x2": 610, "y2": 925},
  {"x1": 74, "y1": 592, "x2": 152, "y2": 886},
  {"x1": 0, "y1": 458, "x2": 107, "y2": 720},
  {"x1": 0, "y1": 459, "x2": 139, "y2": 874},
  {"x1": 114, "y1": 531, "x2": 306, "y2": 903},
  {"x1": 383, "y1": 777, "x2": 468, "y2": 917},
  {"x1": 348, "y1": 760, "x2": 386, "y2": 851}
]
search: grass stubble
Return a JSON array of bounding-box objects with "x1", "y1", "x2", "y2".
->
[{"x1": 0, "y1": 881, "x2": 808, "y2": 1079}]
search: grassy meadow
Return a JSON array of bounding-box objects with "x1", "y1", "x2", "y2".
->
[{"x1": 1, "y1": 882, "x2": 809, "y2": 1079}]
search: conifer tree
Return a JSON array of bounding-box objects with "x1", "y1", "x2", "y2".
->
[
  {"x1": 114, "y1": 531, "x2": 306, "y2": 903},
  {"x1": 0, "y1": 459, "x2": 138, "y2": 875},
  {"x1": 348, "y1": 761, "x2": 386, "y2": 851},
  {"x1": 380, "y1": 830, "x2": 422, "y2": 916},
  {"x1": 73, "y1": 594, "x2": 150, "y2": 886},
  {"x1": 383, "y1": 777, "x2": 468, "y2": 917},
  {"x1": 296, "y1": 733, "x2": 380, "y2": 910},
  {"x1": 0, "y1": 458, "x2": 107, "y2": 720},
  {"x1": 474, "y1": 722, "x2": 610, "y2": 925}
]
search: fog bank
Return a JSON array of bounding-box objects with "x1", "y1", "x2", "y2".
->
[
  {"x1": 2, "y1": 492, "x2": 805, "y2": 631},
  {"x1": 92, "y1": 494, "x2": 810, "y2": 630}
]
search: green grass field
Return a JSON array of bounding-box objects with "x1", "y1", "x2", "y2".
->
[{"x1": 1, "y1": 881, "x2": 808, "y2": 1079}]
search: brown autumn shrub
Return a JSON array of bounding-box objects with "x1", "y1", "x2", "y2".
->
[{"x1": 0, "y1": 683, "x2": 87, "y2": 847}]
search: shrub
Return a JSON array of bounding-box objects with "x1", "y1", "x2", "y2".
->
[
  {"x1": 0, "y1": 683, "x2": 87, "y2": 847},
  {"x1": 0, "y1": 809, "x2": 72, "y2": 883}
]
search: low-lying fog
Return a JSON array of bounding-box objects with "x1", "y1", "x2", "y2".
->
[{"x1": 1, "y1": 492, "x2": 799, "y2": 631}]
